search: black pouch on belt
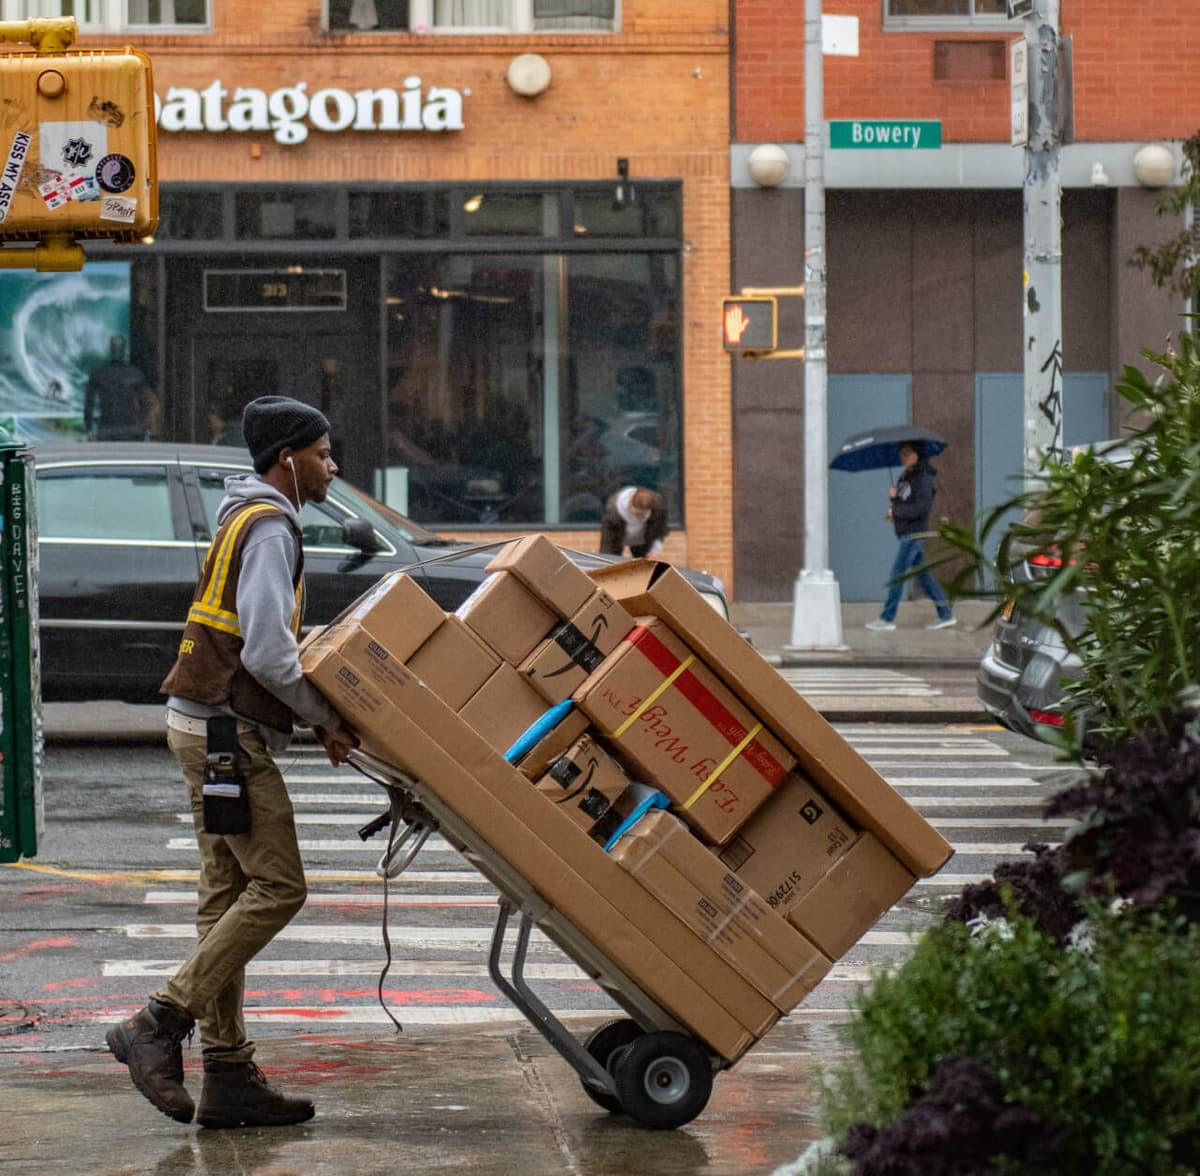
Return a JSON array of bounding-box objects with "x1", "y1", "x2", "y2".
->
[{"x1": 202, "y1": 715, "x2": 251, "y2": 836}]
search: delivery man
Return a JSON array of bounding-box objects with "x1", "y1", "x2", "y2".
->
[{"x1": 106, "y1": 395, "x2": 358, "y2": 1128}]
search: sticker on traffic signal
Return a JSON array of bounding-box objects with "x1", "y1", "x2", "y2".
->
[
  {"x1": 721, "y1": 296, "x2": 777, "y2": 352},
  {"x1": 0, "y1": 47, "x2": 157, "y2": 241}
]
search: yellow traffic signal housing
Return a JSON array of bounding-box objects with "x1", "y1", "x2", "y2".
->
[
  {"x1": 721, "y1": 296, "x2": 777, "y2": 353},
  {"x1": 0, "y1": 44, "x2": 157, "y2": 243}
]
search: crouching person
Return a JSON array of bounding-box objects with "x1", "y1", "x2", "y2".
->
[{"x1": 107, "y1": 396, "x2": 358, "y2": 1127}]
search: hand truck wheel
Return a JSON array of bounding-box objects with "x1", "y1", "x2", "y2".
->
[
  {"x1": 611, "y1": 1030, "x2": 714, "y2": 1129},
  {"x1": 580, "y1": 1019, "x2": 644, "y2": 1113}
]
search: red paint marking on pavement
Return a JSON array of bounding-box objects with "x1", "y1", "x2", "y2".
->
[
  {"x1": 0, "y1": 936, "x2": 74, "y2": 964},
  {"x1": 42, "y1": 977, "x2": 103, "y2": 991}
]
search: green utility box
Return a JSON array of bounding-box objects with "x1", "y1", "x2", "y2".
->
[{"x1": 0, "y1": 436, "x2": 41, "y2": 862}]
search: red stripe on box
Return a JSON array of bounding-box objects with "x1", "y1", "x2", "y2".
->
[{"x1": 625, "y1": 626, "x2": 787, "y2": 786}]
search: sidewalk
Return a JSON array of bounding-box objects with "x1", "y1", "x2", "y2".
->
[{"x1": 0, "y1": 1019, "x2": 846, "y2": 1174}]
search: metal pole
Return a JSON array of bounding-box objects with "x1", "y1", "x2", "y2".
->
[
  {"x1": 1021, "y1": 0, "x2": 1063, "y2": 488},
  {"x1": 785, "y1": 0, "x2": 845, "y2": 653}
]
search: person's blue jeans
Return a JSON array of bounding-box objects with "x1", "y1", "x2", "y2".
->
[{"x1": 880, "y1": 536, "x2": 951, "y2": 622}]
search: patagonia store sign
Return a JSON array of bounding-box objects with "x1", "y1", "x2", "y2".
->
[{"x1": 153, "y1": 78, "x2": 465, "y2": 145}]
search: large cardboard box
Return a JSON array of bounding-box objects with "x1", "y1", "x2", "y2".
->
[
  {"x1": 459, "y1": 663, "x2": 550, "y2": 752},
  {"x1": 456, "y1": 571, "x2": 558, "y2": 666},
  {"x1": 520, "y1": 589, "x2": 637, "y2": 705},
  {"x1": 407, "y1": 616, "x2": 499, "y2": 710},
  {"x1": 485, "y1": 534, "x2": 596, "y2": 619},
  {"x1": 612, "y1": 811, "x2": 833, "y2": 1013},
  {"x1": 302, "y1": 630, "x2": 778, "y2": 1059},
  {"x1": 308, "y1": 571, "x2": 444, "y2": 662},
  {"x1": 786, "y1": 833, "x2": 917, "y2": 960},
  {"x1": 718, "y1": 770, "x2": 856, "y2": 914},
  {"x1": 587, "y1": 561, "x2": 953, "y2": 878},
  {"x1": 574, "y1": 618, "x2": 795, "y2": 845},
  {"x1": 534, "y1": 734, "x2": 631, "y2": 832}
]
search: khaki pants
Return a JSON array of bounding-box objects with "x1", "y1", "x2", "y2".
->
[{"x1": 154, "y1": 725, "x2": 307, "y2": 1063}]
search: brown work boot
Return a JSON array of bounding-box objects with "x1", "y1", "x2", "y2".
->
[
  {"x1": 197, "y1": 1060, "x2": 315, "y2": 1129},
  {"x1": 105, "y1": 998, "x2": 196, "y2": 1123}
]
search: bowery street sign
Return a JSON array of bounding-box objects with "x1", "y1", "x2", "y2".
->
[{"x1": 829, "y1": 120, "x2": 942, "y2": 149}]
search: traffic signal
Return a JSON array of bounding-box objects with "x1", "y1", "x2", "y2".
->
[
  {"x1": 0, "y1": 46, "x2": 157, "y2": 242},
  {"x1": 721, "y1": 296, "x2": 777, "y2": 352}
]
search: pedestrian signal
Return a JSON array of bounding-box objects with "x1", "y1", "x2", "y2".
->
[
  {"x1": 721, "y1": 297, "x2": 777, "y2": 352},
  {"x1": 0, "y1": 47, "x2": 157, "y2": 242}
]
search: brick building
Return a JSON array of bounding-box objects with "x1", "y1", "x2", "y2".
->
[
  {"x1": 4, "y1": 2, "x2": 738, "y2": 587},
  {"x1": 732, "y1": 0, "x2": 1196, "y2": 600}
]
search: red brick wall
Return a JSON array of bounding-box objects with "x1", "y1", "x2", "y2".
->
[
  {"x1": 736, "y1": 0, "x2": 1200, "y2": 144},
  {"x1": 80, "y1": 2, "x2": 736, "y2": 589}
]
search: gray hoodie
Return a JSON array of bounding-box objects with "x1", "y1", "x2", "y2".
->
[{"x1": 167, "y1": 473, "x2": 340, "y2": 749}]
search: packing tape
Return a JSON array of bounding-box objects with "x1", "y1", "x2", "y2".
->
[
  {"x1": 682, "y1": 722, "x2": 762, "y2": 811},
  {"x1": 608, "y1": 653, "x2": 696, "y2": 739}
]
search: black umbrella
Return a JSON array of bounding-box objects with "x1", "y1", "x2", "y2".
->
[{"x1": 829, "y1": 424, "x2": 948, "y2": 473}]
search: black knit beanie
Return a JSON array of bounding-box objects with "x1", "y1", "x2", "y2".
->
[{"x1": 242, "y1": 396, "x2": 330, "y2": 474}]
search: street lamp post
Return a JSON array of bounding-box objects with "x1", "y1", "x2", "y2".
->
[{"x1": 784, "y1": 0, "x2": 845, "y2": 653}]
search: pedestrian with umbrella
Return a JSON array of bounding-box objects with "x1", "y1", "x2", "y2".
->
[{"x1": 829, "y1": 425, "x2": 955, "y2": 631}]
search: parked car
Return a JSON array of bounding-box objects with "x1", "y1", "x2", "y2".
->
[
  {"x1": 33, "y1": 442, "x2": 729, "y2": 703},
  {"x1": 976, "y1": 441, "x2": 1132, "y2": 748}
]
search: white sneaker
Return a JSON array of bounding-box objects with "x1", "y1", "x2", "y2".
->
[
  {"x1": 865, "y1": 619, "x2": 896, "y2": 631},
  {"x1": 926, "y1": 616, "x2": 957, "y2": 630}
]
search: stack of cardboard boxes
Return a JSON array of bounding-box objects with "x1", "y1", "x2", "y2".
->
[{"x1": 300, "y1": 537, "x2": 953, "y2": 1063}]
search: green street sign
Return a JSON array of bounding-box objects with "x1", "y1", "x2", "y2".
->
[{"x1": 829, "y1": 120, "x2": 942, "y2": 149}]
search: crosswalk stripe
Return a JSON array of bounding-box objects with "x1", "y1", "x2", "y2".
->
[
  {"x1": 118, "y1": 923, "x2": 940, "y2": 950},
  {"x1": 145, "y1": 890, "x2": 498, "y2": 907},
  {"x1": 166, "y1": 836, "x2": 1045, "y2": 855},
  {"x1": 100, "y1": 957, "x2": 880, "y2": 983}
]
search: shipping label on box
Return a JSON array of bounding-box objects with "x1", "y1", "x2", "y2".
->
[
  {"x1": 486, "y1": 534, "x2": 596, "y2": 618},
  {"x1": 718, "y1": 771, "x2": 855, "y2": 914},
  {"x1": 614, "y1": 810, "x2": 833, "y2": 1012},
  {"x1": 407, "y1": 616, "x2": 500, "y2": 710},
  {"x1": 458, "y1": 663, "x2": 550, "y2": 752},
  {"x1": 457, "y1": 571, "x2": 558, "y2": 665},
  {"x1": 574, "y1": 618, "x2": 794, "y2": 844},
  {"x1": 786, "y1": 832, "x2": 916, "y2": 960},
  {"x1": 535, "y1": 734, "x2": 631, "y2": 831}
]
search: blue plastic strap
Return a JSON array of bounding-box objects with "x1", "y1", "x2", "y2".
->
[{"x1": 504, "y1": 699, "x2": 575, "y2": 764}]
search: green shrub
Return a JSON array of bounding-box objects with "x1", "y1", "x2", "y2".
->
[{"x1": 819, "y1": 905, "x2": 1200, "y2": 1175}]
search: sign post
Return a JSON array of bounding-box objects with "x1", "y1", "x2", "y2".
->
[
  {"x1": 784, "y1": 0, "x2": 846, "y2": 654},
  {"x1": 1017, "y1": 0, "x2": 1064, "y2": 488}
]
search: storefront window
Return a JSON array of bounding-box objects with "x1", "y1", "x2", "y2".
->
[
  {"x1": 234, "y1": 190, "x2": 337, "y2": 240},
  {"x1": 349, "y1": 190, "x2": 450, "y2": 237},
  {"x1": 158, "y1": 189, "x2": 223, "y2": 240},
  {"x1": 462, "y1": 192, "x2": 558, "y2": 237},
  {"x1": 383, "y1": 248, "x2": 680, "y2": 526}
]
